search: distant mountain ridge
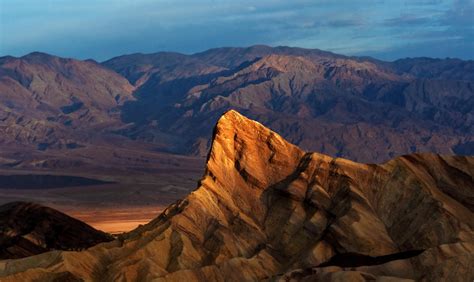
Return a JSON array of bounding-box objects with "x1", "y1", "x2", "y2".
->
[
  {"x1": 102, "y1": 45, "x2": 474, "y2": 162},
  {"x1": 0, "y1": 52, "x2": 134, "y2": 151},
  {"x1": 1, "y1": 45, "x2": 473, "y2": 163}
]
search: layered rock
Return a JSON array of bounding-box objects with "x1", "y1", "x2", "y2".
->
[{"x1": 1, "y1": 111, "x2": 473, "y2": 281}]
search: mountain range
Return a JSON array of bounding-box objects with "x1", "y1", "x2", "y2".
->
[
  {"x1": 0, "y1": 52, "x2": 134, "y2": 151},
  {"x1": 1, "y1": 111, "x2": 472, "y2": 281},
  {"x1": 1, "y1": 45, "x2": 473, "y2": 164}
]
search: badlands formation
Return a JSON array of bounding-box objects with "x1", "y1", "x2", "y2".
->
[{"x1": 1, "y1": 110, "x2": 473, "y2": 281}]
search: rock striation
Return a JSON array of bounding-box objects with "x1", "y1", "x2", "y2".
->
[{"x1": 0, "y1": 110, "x2": 473, "y2": 281}]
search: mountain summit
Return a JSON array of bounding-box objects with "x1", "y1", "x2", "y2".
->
[{"x1": 1, "y1": 111, "x2": 473, "y2": 281}]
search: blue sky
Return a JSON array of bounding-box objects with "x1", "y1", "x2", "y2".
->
[{"x1": 0, "y1": 0, "x2": 473, "y2": 61}]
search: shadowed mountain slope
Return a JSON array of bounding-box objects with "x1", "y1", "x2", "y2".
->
[
  {"x1": 391, "y1": 57, "x2": 474, "y2": 81},
  {"x1": 1, "y1": 111, "x2": 473, "y2": 281},
  {"x1": 0, "y1": 202, "x2": 113, "y2": 260},
  {"x1": 1, "y1": 46, "x2": 473, "y2": 163},
  {"x1": 105, "y1": 46, "x2": 474, "y2": 162},
  {"x1": 0, "y1": 52, "x2": 134, "y2": 150}
]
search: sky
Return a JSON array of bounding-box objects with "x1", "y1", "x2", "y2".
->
[{"x1": 0, "y1": 0, "x2": 473, "y2": 61}]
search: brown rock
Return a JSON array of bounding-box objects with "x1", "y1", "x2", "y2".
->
[{"x1": 0, "y1": 110, "x2": 473, "y2": 281}]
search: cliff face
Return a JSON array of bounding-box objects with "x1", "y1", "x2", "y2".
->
[{"x1": 1, "y1": 111, "x2": 473, "y2": 281}]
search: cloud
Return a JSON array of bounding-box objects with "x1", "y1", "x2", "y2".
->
[
  {"x1": 0, "y1": 0, "x2": 472, "y2": 60},
  {"x1": 384, "y1": 14, "x2": 433, "y2": 26},
  {"x1": 442, "y1": 0, "x2": 474, "y2": 26}
]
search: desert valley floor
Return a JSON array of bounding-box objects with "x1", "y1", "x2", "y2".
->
[{"x1": 0, "y1": 145, "x2": 204, "y2": 233}]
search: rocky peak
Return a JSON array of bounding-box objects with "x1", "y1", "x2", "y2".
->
[
  {"x1": 1, "y1": 111, "x2": 473, "y2": 281},
  {"x1": 206, "y1": 110, "x2": 303, "y2": 188}
]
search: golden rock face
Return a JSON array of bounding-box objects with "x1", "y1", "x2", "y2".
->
[{"x1": 1, "y1": 110, "x2": 473, "y2": 281}]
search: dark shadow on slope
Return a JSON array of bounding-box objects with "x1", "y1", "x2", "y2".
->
[
  {"x1": 120, "y1": 58, "x2": 262, "y2": 125},
  {"x1": 0, "y1": 201, "x2": 113, "y2": 260},
  {"x1": 318, "y1": 249, "x2": 425, "y2": 268},
  {"x1": 453, "y1": 141, "x2": 474, "y2": 156},
  {"x1": 281, "y1": 249, "x2": 425, "y2": 280}
]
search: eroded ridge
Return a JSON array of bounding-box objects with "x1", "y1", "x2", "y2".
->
[{"x1": 1, "y1": 110, "x2": 473, "y2": 281}]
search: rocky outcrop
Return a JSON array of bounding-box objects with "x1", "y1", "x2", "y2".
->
[
  {"x1": 0, "y1": 202, "x2": 113, "y2": 260},
  {"x1": 1, "y1": 111, "x2": 472, "y2": 281}
]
